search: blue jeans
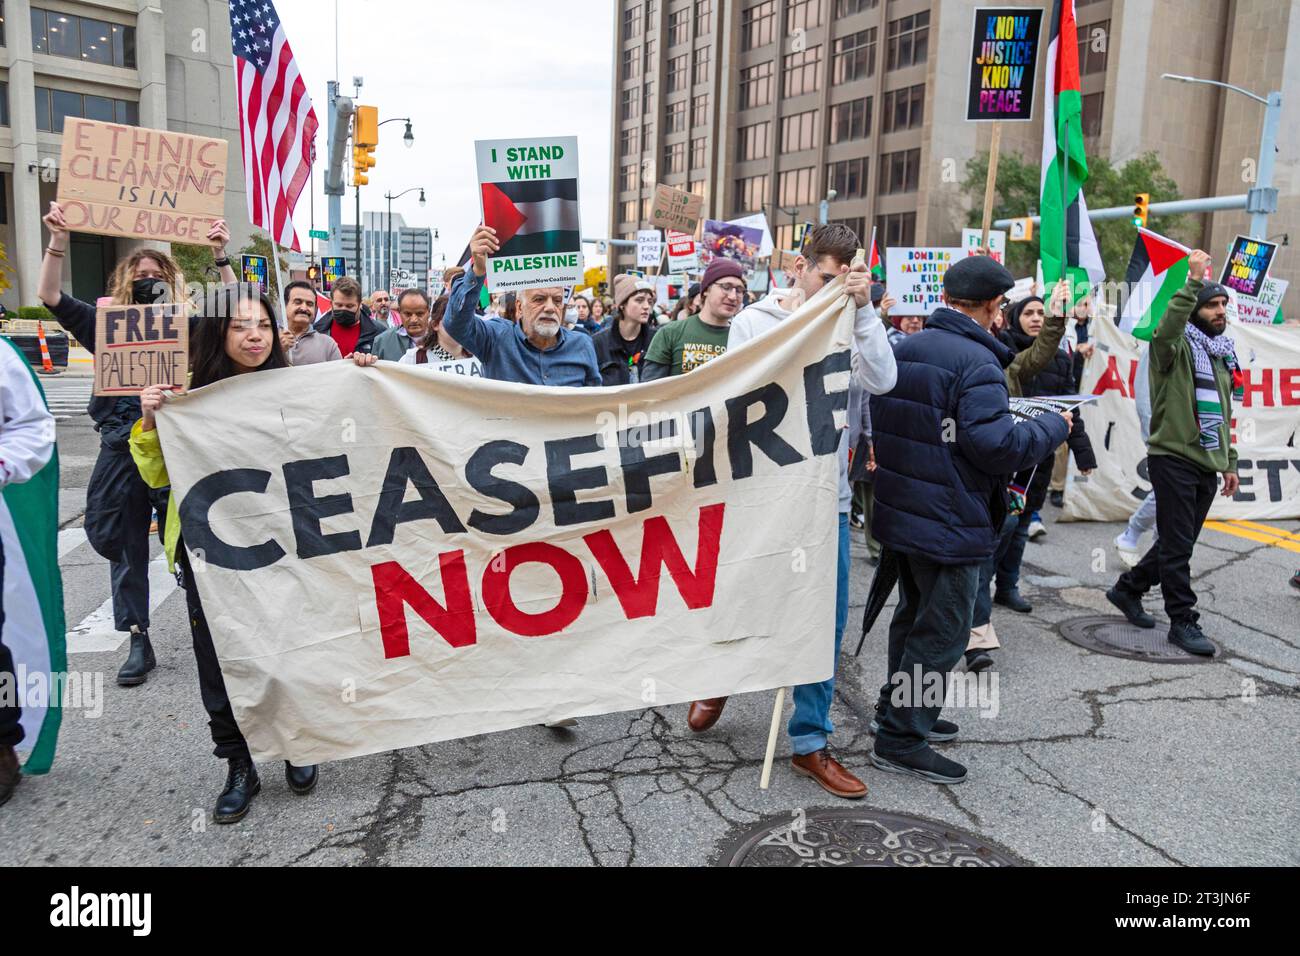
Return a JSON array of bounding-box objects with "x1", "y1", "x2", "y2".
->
[
  {"x1": 995, "y1": 510, "x2": 1033, "y2": 595},
  {"x1": 788, "y1": 514, "x2": 850, "y2": 756},
  {"x1": 973, "y1": 511, "x2": 1022, "y2": 628}
]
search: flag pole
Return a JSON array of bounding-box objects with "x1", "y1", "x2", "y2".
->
[
  {"x1": 263, "y1": 186, "x2": 289, "y2": 324},
  {"x1": 980, "y1": 122, "x2": 1002, "y2": 249},
  {"x1": 1060, "y1": 106, "x2": 1070, "y2": 290}
]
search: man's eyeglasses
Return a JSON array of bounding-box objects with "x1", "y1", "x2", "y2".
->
[{"x1": 714, "y1": 283, "x2": 746, "y2": 298}]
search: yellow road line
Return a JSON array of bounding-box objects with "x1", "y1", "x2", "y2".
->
[
  {"x1": 1222, "y1": 519, "x2": 1300, "y2": 542},
  {"x1": 1204, "y1": 520, "x2": 1300, "y2": 554}
]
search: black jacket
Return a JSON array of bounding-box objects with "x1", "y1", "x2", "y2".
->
[
  {"x1": 591, "y1": 322, "x2": 656, "y2": 386},
  {"x1": 313, "y1": 310, "x2": 386, "y2": 355}
]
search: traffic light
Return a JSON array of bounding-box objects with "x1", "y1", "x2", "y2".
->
[
  {"x1": 1132, "y1": 193, "x2": 1150, "y2": 228},
  {"x1": 354, "y1": 105, "x2": 379, "y2": 147},
  {"x1": 352, "y1": 144, "x2": 376, "y2": 186}
]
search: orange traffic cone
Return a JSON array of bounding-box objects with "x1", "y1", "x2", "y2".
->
[{"x1": 36, "y1": 322, "x2": 57, "y2": 374}]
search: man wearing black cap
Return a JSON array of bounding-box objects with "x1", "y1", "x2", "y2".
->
[
  {"x1": 868, "y1": 253, "x2": 1070, "y2": 784},
  {"x1": 1106, "y1": 250, "x2": 1240, "y2": 656}
]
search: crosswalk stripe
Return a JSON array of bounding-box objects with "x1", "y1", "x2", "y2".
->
[
  {"x1": 65, "y1": 556, "x2": 178, "y2": 654},
  {"x1": 57, "y1": 527, "x2": 88, "y2": 559},
  {"x1": 1204, "y1": 520, "x2": 1300, "y2": 555}
]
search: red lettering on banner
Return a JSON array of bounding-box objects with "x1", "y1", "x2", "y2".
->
[
  {"x1": 1241, "y1": 369, "x2": 1274, "y2": 407},
  {"x1": 1281, "y1": 368, "x2": 1300, "y2": 406},
  {"x1": 1092, "y1": 356, "x2": 1130, "y2": 398},
  {"x1": 583, "y1": 503, "x2": 725, "y2": 619},
  {"x1": 481, "y1": 542, "x2": 588, "y2": 637},
  {"x1": 372, "y1": 554, "x2": 476, "y2": 659},
  {"x1": 1127, "y1": 357, "x2": 1138, "y2": 399}
]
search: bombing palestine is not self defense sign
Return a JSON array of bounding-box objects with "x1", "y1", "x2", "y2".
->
[
  {"x1": 475, "y1": 136, "x2": 583, "y2": 292},
  {"x1": 966, "y1": 7, "x2": 1044, "y2": 122}
]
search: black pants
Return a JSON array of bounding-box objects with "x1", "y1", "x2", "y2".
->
[
  {"x1": 1116, "y1": 454, "x2": 1217, "y2": 625},
  {"x1": 177, "y1": 546, "x2": 250, "y2": 761},
  {"x1": 0, "y1": 538, "x2": 22, "y2": 749},
  {"x1": 874, "y1": 552, "x2": 980, "y2": 756},
  {"x1": 111, "y1": 472, "x2": 169, "y2": 632}
]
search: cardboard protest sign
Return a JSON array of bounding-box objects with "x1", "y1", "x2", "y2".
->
[
  {"x1": 961, "y1": 227, "x2": 1007, "y2": 264},
  {"x1": 666, "y1": 230, "x2": 699, "y2": 273},
  {"x1": 93, "y1": 303, "x2": 188, "y2": 396},
  {"x1": 56, "y1": 119, "x2": 228, "y2": 245},
  {"x1": 1234, "y1": 277, "x2": 1288, "y2": 325},
  {"x1": 241, "y1": 254, "x2": 269, "y2": 293},
  {"x1": 1220, "y1": 236, "x2": 1277, "y2": 299},
  {"x1": 966, "y1": 7, "x2": 1044, "y2": 121},
  {"x1": 885, "y1": 247, "x2": 962, "y2": 315},
  {"x1": 1064, "y1": 311, "x2": 1300, "y2": 522},
  {"x1": 475, "y1": 136, "x2": 583, "y2": 292},
  {"x1": 151, "y1": 278, "x2": 860, "y2": 764},
  {"x1": 637, "y1": 229, "x2": 664, "y2": 268},
  {"x1": 321, "y1": 257, "x2": 346, "y2": 292},
  {"x1": 649, "y1": 183, "x2": 704, "y2": 233}
]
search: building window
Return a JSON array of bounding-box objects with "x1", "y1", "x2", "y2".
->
[
  {"x1": 621, "y1": 200, "x2": 638, "y2": 225},
  {"x1": 786, "y1": 0, "x2": 822, "y2": 32},
  {"x1": 34, "y1": 86, "x2": 138, "y2": 133},
  {"x1": 833, "y1": 29, "x2": 876, "y2": 84},
  {"x1": 642, "y1": 122, "x2": 654, "y2": 146},
  {"x1": 736, "y1": 121, "x2": 771, "y2": 161},
  {"x1": 689, "y1": 179, "x2": 706, "y2": 198},
  {"x1": 734, "y1": 174, "x2": 769, "y2": 212},
  {"x1": 781, "y1": 110, "x2": 818, "y2": 152},
  {"x1": 741, "y1": 1, "x2": 776, "y2": 51},
  {"x1": 739, "y1": 61, "x2": 774, "y2": 109},
  {"x1": 1081, "y1": 92, "x2": 1104, "y2": 138},
  {"x1": 621, "y1": 87, "x2": 640, "y2": 121},
  {"x1": 663, "y1": 141, "x2": 686, "y2": 175},
  {"x1": 883, "y1": 83, "x2": 925, "y2": 133},
  {"x1": 0, "y1": 83, "x2": 8, "y2": 127},
  {"x1": 886, "y1": 12, "x2": 929, "y2": 71},
  {"x1": 644, "y1": 39, "x2": 657, "y2": 72},
  {"x1": 642, "y1": 81, "x2": 655, "y2": 114},
  {"x1": 827, "y1": 158, "x2": 868, "y2": 198},
  {"x1": 695, "y1": 0, "x2": 713, "y2": 35},
  {"x1": 690, "y1": 137, "x2": 707, "y2": 170},
  {"x1": 666, "y1": 54, "x2": 688, "y2": 92},
  {"x1": 622, "y1": 47, "x2": 640, "y2": 80},
  {"x1": 876, "y1": 212, "x2": 916, "y2": 247},
  {"x1": 829, "y1": 217, "x2": 866, "y2": 241},
  {"x1": 881, "y1": 148, "x2": 921, "y2": 193},
  {"x1": 620, "y1": 126, "x2": 640, "y2": 157},
  {"x1": 31, "y1": 8, "x2": 136, "y2": 68},
  {"x1": 1078, "y1": 20, "x2": 1110, "y2": 76},
  {"x1": 691, "y1": 93, "x2": 710, "y2": 127},
  {"x1": 779, "y1": 166, "x2": 816, "y2": 205},
  {"x1": 829, "y1": 96, "x2": 871, "y2": 143},
  {"x1": 667, "y1": 99, "x2": 687, "y2": 132},
  {"x1": 668, "y1": 8, "x2": 689, "y2": 45},
  {"x1": 645, "y1": 0, "x2": 658, "y2": 28},
  {"x1": 782, "y1": 46, "x2": 821, "y2": 98},
  {"x1": 835, "y1": 0, "x2": 878, "y2": 15},
  {"x1": 620, "y1": 163, "x2": 639, "y2": 193},
  {"x1": 693, "y1": 45, "x2": 711, "y2": 85},
  {"x1": 642, "y1": 196, "x2": 654, "y2": 221},
  {"x1": 624, "y1": 5, "x2": 642, "y2": 39}
]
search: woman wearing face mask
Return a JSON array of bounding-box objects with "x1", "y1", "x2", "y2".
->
[
  {"x1": 130, "y1": 286, "x2": 319, "y2": 823},
  {"x1": 38, "y1": 201, "x2": 237, "y2": 688}
]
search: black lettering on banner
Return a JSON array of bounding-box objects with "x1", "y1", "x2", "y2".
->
[
  {"x1": 465, "y1": 440, "x2": 540, "y2": 536},
  {"x1": 619, "y1": 419, "x2": 682, "y2": 513},
  {"x1": 366, "y1": 446, "x2": 467, "y2": 547},
  {"x1": 283, "y1": 455, "x2": 363, "y2": 559},
  {"x1": 546, "y1": 433, "x2": 617, "y2": 527},
  {"x1": 1235, "y1": 460, "x2": 1255, "y2": 502},
  {"x1": 687, "y1": 406, "x2": 718, "y2": 488},
  {"x1": 726, "y1": 383, "x2": 805, "y2": 480},
  {"x1": 179, "y1": 468, "x2": 285, "y2": 571},
  {"x1": 803, "y1": 350, "x2": 850, "y2": 455},
  {"x1": 1256, "y1": 459, "x2": 1288, "y2": 502}
]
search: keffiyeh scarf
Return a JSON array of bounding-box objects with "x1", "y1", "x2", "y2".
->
[{"x1": 1185, "y1": 322, "x2": 1242, "y2": 452}]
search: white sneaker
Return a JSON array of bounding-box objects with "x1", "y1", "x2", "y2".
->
[
  {"x1": 544, "y1": 718, "x2": 579, "y2": 729},
  {"x1": 1027, "y1": 519, "x2": 1047, "y2": 540},
  {"x1": 1114, "y1": 534, "x2": 1141, "y2": 568}
]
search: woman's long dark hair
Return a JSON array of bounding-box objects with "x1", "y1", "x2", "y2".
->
[{"x1": 189, "y1": 284, "x2": 288, "y2": 389}]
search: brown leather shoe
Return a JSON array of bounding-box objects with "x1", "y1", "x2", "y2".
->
[
  {"x1": 791, "y1": 749, "x2": 868, "y2": 799},
  {"x1": 0, "y1": 745, "x2": 21, "y2": 807},
  {"x1": 686, "y1": 696, "x2": 728, "y2": 732}
]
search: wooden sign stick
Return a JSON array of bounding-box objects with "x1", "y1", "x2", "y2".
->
[{"x1": 980, "y1": 122, "x2": 1003, "y2": 250}]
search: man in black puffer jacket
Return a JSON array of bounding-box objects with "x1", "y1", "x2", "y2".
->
[{"x1": 869, "y1": 255, "x2": 1070, "y2": 785}]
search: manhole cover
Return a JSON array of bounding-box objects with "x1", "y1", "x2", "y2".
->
[
  {"x1": 715, "y1": 809, "x2": 1024, "y2": 867},
  {"x1": 1058, "y1": 615, "x2": 1219, "y2": 663}
]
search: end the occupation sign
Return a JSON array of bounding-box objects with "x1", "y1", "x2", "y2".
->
[{"x1": 966, "y1": 7, "x2": 1044, "y2": 122}]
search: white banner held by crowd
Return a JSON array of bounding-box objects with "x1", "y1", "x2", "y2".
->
[{"x1": 153, "y1": 281, "x2": 860, "y2": 764}]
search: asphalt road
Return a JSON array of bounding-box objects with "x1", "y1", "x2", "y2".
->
[{"x1": 4, "y1": 387, "x2": 1298, "y2": 867}]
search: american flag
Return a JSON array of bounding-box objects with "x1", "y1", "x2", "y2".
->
[{"x1": 230, "y1": 0, "x2": 318, "y2": 251}]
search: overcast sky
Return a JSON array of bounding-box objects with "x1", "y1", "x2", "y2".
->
[{"x1": 276, "y1": 0, "x2": 615, "y2": 270}]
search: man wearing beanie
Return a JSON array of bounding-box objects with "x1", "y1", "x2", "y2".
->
[
  {"x1": 641, "y1": 258, "x2": 744, "y2": 381},
  {"x1": 868, "y1": 253, "x2": 1070, "y2": 784},
  {"x1": 592, "y1": 274, "x2": 658, "y2": 385},
  {"x1": 1106, "y1": 251, "x2": 1240, "y2": 656}
]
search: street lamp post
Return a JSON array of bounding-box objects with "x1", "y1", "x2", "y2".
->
[
  {"x1": 1161, "y1": 74, "x2": 1281, "y2": 240},
  {"x1": 384, "y1": 187, "x2": 427, "y2": 290}
]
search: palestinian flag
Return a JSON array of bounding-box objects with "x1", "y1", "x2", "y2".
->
[
  {"x1": 869, "y1": 236, "x2": 884, "y2": 281},
  {"x1": 1119, "y1": 228, "x2": 1191, "y2": 341},
  {"x1": 0, "y1": 337, "x2": 66, "y2": 774},
  {"x1": 1040, "y1": 0, "x2": 1104, "y2": 295},
  {"x1": 480, "y1": 178, "x2": 581, "y2": 258}
]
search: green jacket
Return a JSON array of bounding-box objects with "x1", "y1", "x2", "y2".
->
[
  {"x1": 129, "y1": 419, "x2": 183, "y2": 572},
  {"x1": 1147, "y1": 277, "x2": 1238, "y2": 474},
  {"x1": 1005, "y1": 303, "x2": 1067, "y2": 397}
]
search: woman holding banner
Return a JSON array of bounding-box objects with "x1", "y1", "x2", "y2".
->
[
  {"x1": 38, "y1": 202, "x2": 238, "y2": 689},
  {"x1": 397, "y1": 295, "x2": 474, "y2": 365},
  {"x1": 130, "y1": 285, "x2": 319, "y2": 824}
]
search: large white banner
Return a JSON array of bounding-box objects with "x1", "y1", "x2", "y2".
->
[
  {"x1": 153, "y1": 284, "x2": 857, "y2": 764},
  {"x1": 1063, "y1": 315, "x2": 1300, "y2": 522}
]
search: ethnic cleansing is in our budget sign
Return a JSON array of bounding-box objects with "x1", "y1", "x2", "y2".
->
[
  {"x1": 475, "y1": 136, "x2": 583, "y2": 292},
  {"x1": 152, "y1": 279, "x2": 857, "y2": 764}
]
